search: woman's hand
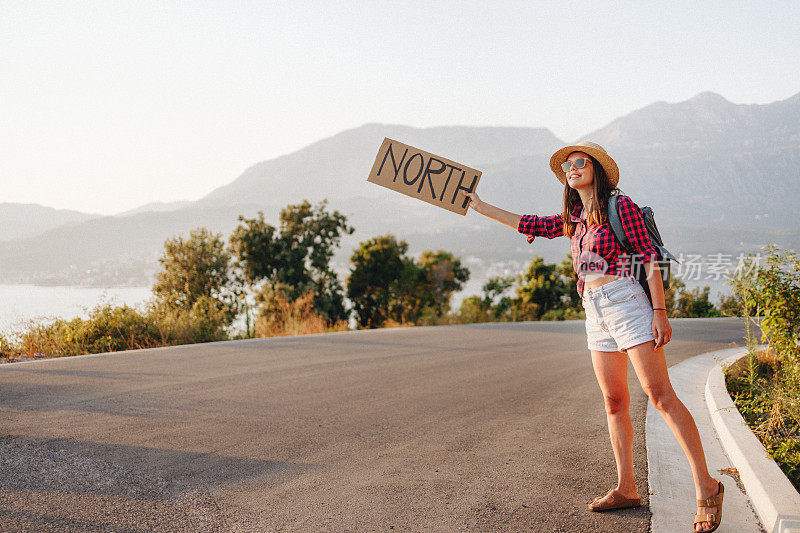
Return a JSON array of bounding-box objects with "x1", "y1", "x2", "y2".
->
[
  {"x1": 464, "y1": 191, "x2": 483, "y2": 213},
  {"x1": 652, "y1": 310, "x2": 672, "y2": 349}
]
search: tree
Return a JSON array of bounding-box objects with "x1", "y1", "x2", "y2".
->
[
  {"x1": 347, "y1": 237, "x2": 472, "y2": 327},
  {"x1": 227, "y1": 211, "x2": 281, "y2": 285},
  {"x1": 347, "y1": 236, "x2": 470, "y2": 328},
  {"x1": 458, "y1": 275, "x2": 514, "y2": 323},
  {"x1": 664, "y1": 276, "x2": 685, "y2": 316},
  {"x1": 229, "y1": 199, "x2": 354, "y2": 324},
  {"x1": 557, "y1": 254, "x2": 582, "y2": 310},
  {"x1": 153, "y1": 228, "x2": 238, "y2": 324},
  {"x1": 673, "y1": 285, "x2": 721, "y2": 318},
  {"x1": 718, "y1": 292, "x2": 740, "y2": 317},
  {"x1": 416, "y1": 250, "x2": 470, "y2": 317},
  {"x1": 347, "y1": 234, "x2": 407, "y2": 328},
  {"x1": 386, "y1": 257, "x2": 429, "y2": 325},
  {"x1": 511, "y1": 256, "x2": 573, "y2": 320},
  {"x1": 482, "y1": 275, "x2": 515, "y2": 320}
]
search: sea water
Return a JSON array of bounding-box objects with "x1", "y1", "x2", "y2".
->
[{"x1": 0, "y1": 284, "x2": 152, "y2": 335}]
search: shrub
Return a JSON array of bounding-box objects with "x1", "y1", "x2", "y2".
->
[
  {"x1": 457, "y1": 295, "x2": 494, "y2": 324},
  {"x1": 725, "y1": 245, "x2": 800, "y2": 491},
  {"x1": 540, "y1": 307, "x2": 585, "y2": 321},
  {"x1": 12, "y1": 303, "x2": 163, "y2": 358},
  {"x1": 254, "y1": 287, "x2": 347, "y2": 338},
  {"x1": 4, "y1": 298, "x2": 232, "y2": 360},
  {"x1": 672, "y1": 285, "x2": 721, "y2": 318}
]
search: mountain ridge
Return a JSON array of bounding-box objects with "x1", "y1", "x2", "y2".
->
[
  {"x1": 196, "y1": 123, "x2": 564, "y2": 209},
  {"x1": 0, "y1": 203, "x2": 100, "y2": 243},
  {"x1": 2, "y1": 90, "x2": 798, "y2": 286}
]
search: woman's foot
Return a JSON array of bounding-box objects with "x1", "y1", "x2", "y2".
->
[
  {"x1": 588, "y1": 487, "x2": 641, "y2": 511},
  {"x1": 693, "y1": 479, "x2": 723, "y2": 532}
]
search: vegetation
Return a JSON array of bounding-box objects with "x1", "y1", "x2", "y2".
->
[
  {"x1": 152, "y1": 227, "x2": 240, "y2": 328},
  {"x1": 0, "y1": 199, "x2": 357, "y2": 361},
  {"x1": 0, "y1": 200, "x2": 740, "y2": 363},
  {"x1": 724, "y1": 245, "x2": 800, "y2": 491},
  {"x1": 229, "y1": 199, "x2": 354, "y2": 328},
  {"x1": 668, "y1": 278, "x2": 721, "y2": 318},
  {"x1": 511, "y1": 256, "x2": 582, "y2": 321},
  {"x1": 346, "y1": 234, "x2": 469, "y2": 328},
  {"x1": 2, "y1": 299, "x2": 229, "y2": 361},
  {"x1": 457, "y1": 275, "x2": 515, "y2": 323},
  {"x1": 253, "y1": 286, "x2": 348, "y2": 338}
]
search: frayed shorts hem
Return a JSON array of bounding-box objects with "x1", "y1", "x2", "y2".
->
[
  {"x1": 588, "y1": 334, "x2": 655, "y2": 353},
  {"x1": 588, "y1": 335, "x2": 655, "y2": 353},
  {"x1": 586, "y1": 341, "x2": 619, "y2": 352},
  {"x1": 619, "y1": 335, "x2": 655, "y2": 353}
]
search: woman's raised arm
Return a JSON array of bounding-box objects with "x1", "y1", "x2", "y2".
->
[{"x1": 464, "y1": 191, "x2": 523, "y2": 230}]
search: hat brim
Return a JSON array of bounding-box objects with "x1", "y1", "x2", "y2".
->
[{"x1": 549, "y1": 145, "x2": 619, "y2": 187}]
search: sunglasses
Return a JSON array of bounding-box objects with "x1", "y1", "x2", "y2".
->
[{"x1": 561, "y1": 158, "x2": 591, "y2": 172}]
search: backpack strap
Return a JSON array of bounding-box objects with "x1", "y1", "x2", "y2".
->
[
  {"x1": 607, "y1": 193, "x2": 655, "y2": 304},
  {"x1": 607, "y1": 194, "x2": 633, "y2": 254}
]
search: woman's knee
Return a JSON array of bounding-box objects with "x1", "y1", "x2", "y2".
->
[
  {"x1": 603, "y1": 392, "x2": 630, "y2": 415},
  {"x1": 642, "y1": 383, "x2": 677, "y2": 412}
]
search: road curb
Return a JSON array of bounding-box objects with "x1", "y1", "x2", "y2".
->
[{"x1": 706, "y1": 349, "x2": 800, "y2": 533}]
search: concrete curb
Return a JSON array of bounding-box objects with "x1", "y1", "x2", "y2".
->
[{"x1": 707, "y1": 349, "x2": 800, "y2": 533}]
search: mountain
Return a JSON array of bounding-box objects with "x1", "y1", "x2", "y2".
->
[
  {"x1": 585, "y1": 91, "x2": 800, "y2": 152},
  {"x1": 0, "y1": 202, "x2": 279, "y2": 286},
  {"x1": 196, "y1": 124, "x2": 563, "y2": 209},
  {"x1": 0, "y1": 203, "x2": 99, "y2": 242},
  {"x1": 1, "y1": 91, "x2": 798, "y2": 288},
  {"x1": 116, "y1": 201, "x2": 192, "y2": 217},
  {"x1": 580, "y1": 91, "x2": 800, "y2": 232}
]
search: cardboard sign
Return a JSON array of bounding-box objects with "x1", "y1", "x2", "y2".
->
[{"x1": 367, "y1": 138, "x2": 482, "y2": 216}]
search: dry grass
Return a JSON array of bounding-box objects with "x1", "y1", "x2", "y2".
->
[
  {"x1": 254, "y1": 291, "x2": 348, "y2": 338},
  {"x1": 726, "y1": 346, "x2": 800, "y2": 489}
]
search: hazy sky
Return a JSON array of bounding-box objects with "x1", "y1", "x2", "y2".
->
[{"x1": 2, "y1": 1, "x2": 798, "y2": 215}]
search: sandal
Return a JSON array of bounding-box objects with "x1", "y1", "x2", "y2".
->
[
  {"x1": 588, "y1": 488, "x2": 641, "y2": 512},
  {"x1": 693, "y1": 479, "x2": 724, "y2": 532}
]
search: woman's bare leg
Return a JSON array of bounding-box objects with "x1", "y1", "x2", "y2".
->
[
  {"x1": 625, "y1": 340, "x2": 720, "y2": 532},
  {"x1": 589, "y1": 350, "x2": 638, "y2": 505}
]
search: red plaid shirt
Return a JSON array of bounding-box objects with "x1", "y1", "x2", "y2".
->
[{"x1": 517, "y1": 194, "x2": 658, "y2": 298}]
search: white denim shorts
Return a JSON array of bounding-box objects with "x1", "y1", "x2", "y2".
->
[{"x1": 581, "y1": 276, "x2": 655, "y2": 353}]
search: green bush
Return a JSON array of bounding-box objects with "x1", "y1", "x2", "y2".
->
[
  {"x1": 511, "y1": 257, "x2": 575, "y2": 321},
  {"x1": 11, "y1": 303, "x2": 158, "y2": 358},
  {"x1": 672, "y1": 285, "x2": 721, "y2": 318},
  {"x1": 540, "y1": 307, "x2": 585, "y2": 321},
  {"x1": 725, "y1": 244, "x2": 800, "y2": 492},
  {"x1": 3, "y1": 299, "x2": 231, "y2": 361},
  {"x1": 457, "y1": 295, "x2": 494, "y2": 324},
  {"x1": 347, "y1": 234, "x2": 469, "y2": 328}
]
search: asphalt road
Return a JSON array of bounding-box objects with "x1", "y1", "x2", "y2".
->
[{"x1": 1, "y1": 317, "x2": 748, "y2": 532}]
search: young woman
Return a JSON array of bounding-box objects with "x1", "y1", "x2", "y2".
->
[{"x1": 464, "y1": 141, "x2": 724, "y2": 533}]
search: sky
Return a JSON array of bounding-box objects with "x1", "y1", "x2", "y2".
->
[{"x1": 2, "y1": 1, "x2": 799, "y2": 215}]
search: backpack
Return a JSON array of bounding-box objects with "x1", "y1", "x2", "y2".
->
[{"x1": 607, "y1": 193, "x2": 679, "y2": 306}]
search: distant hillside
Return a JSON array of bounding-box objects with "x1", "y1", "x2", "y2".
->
[
  {"x1": 2, "y1": 91, "x2": 798, "y2": 287},
  {"x1": 0, "y1": 203, "x2": 279, "y2": 286},
  {"x1": 0, "y1": 203, "x2": 99, "y2": 242},
  {"x1": 116, "y1": 200, "x2": 192, "y2": 217},
  {"x1": 196, "y1": 124, "x2": 563, "y2": 209},
  {"x1": 585, "y1": 91, "x2": 800, "y2": 152},
  {"x1": 581, "y1": 91, "x2": 800, "y2": 232}
]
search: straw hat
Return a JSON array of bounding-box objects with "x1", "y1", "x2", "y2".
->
[{"x1": 549, "y1": 141, "x2": 619, "y2": 187}]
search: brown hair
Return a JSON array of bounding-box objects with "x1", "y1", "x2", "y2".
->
[{"x1": 562, "y1": 155, "x2": 621, "y2": 237}]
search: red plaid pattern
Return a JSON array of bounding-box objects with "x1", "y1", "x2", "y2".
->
[{"x1": 517, "y1": 195, "x2": 658, "y2": 298}]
